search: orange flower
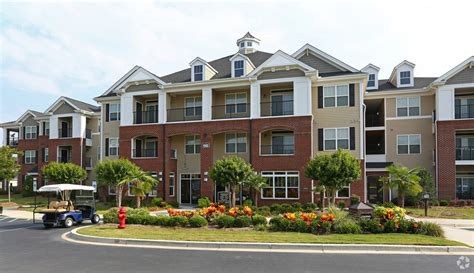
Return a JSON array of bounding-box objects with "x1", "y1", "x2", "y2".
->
[
  {"x1": 228, "y1": 207, "x2": 239, "y2": 217},
  {"x1": 283, "y1": 213, "x2": 297, "y2": 221},
  {"x1": 243, "y1": 206, "x2": 253, "y2": 216},
  {"x1": 394, "y1": 223, "x2": 399, "y2": 229},
  {"x1": 210, "y1": 202, "x2": 216, "y2": 207},
  {"x1": 328, "y1": 213, "x2": 335, "y2": 221},
  {"x1": 413, "y1": 223, "x2": 419, "y2": 228},
  {"x1": 208, "y1": 206, "x2": 217, "y2": 213},
  {"x1": 320, "y1": 214, "x2": 328, "y2": 221},
  {"x1": 218, "y1": 205, "x2": 226, "y2": 213}
]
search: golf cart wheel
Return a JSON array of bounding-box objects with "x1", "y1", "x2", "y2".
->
[
  {"x1": 63, "y1": 217, "x2": 74, "y2": 228},
  {"x1": 91, "y1": 214, "x2": 100, "y2": 224},
  {"x1": 43, "y1": 223, "x2": 54, "y2": 229}
]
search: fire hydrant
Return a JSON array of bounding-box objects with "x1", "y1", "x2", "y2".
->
[{"x1": 117, "y1": 207, "x2": 126, "y2": 229}]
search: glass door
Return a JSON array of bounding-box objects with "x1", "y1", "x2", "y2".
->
[
  {"x1": 180, "y1": 174, "x2": 201, "y2": 204},
  {"x1": 367, "y1": 176, "x2": 383, "y2": 204}
]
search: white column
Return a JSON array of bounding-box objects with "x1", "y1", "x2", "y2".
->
[
  {"x1": 250, "y1": 82, "x2": 261, "y2": 118},
  {"x1": 436, "y1": 87, "x2": 455, "y2": 121},
  {"x1": 202, "y1": 87, "x2": 212, "y2": 121},
  {"x1": 293, "y1": 78, "x2": 312, "y2": 115},
  {"x1": 120, "y1": 94, "x2": 133, "y2": 126},
  {"x1": 49, "y1": 116, "x2": 58, "y2": 139},
  {"x1": 158, "y1": 90, "x2": 167, "y2": 124},
  {"x1": 72, "y1": 114, "x2": 86, "y2": 138}
]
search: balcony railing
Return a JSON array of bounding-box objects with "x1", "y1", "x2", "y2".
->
[
  {"x1": 133, "y1": 149, "x2": 157, "y2": 158},
  {"x1": 261, "y1": 144, "x2": 294, "y2": 155},
  {"x1": 57, "y1": 155, "x2": 72, "y2": 163},
  {"x1": 167, "y1": 107, "x2": 202, "y2": 122},
  {"x1": 261, "y1": 100, "x2": 294, "y2": 117},
  {"x1": 455, "y1": 104, "x2": 474, "y2": 119},
  {"x1": 85, "y1": 129, "x2": 92, "y2": 139},
  {"x1": 456, "y1": 147, "x2": 474, "y2": 160},
  {"x1": 134, "y1": 110, "x2": 159, "y2": 124},
  {"x1": 7, "y1": 137, "x2": 19, "y2": 146},
  {"x1": 366, "y1": 114, "x2": 384, "y2": 127},
  {"x1": 58, "y1": 128, "x2": 72, "y2": 138},
  {"x1": 212, "y1": 103, "x2": 250, "y2": 119}
]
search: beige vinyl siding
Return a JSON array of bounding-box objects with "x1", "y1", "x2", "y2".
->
[
  {"x1": 446, "y1": 67, "x2": 474, "y2": 85},
  {"x1": 170, "y1": 135, "x2": 200, "y2": 174},
  {"x1": 312, "y1": 81, "x2": 362, "y2": 159},
  {"x1": 102, "y1": 100, "x2": 120, "y2": 159},
  {"x1": 385, "y1": 94, "x2": 435, "y2": 118},
  {"x1": 298, "y1": 53, "x2": 343, "y2": 73},
  {"x1": 126, "y1": 83, "x2": 159, "y2": 92},
  {"x1": 385, "y1": 119, "x2": 434, "y2": 175},
  {"x1": 204, "y1": 66, "x2": 216, "y2": 81},
  {"x1": 53, "y1": 102, "x2": 75, "y2": 115},
  {"x1": 258, "y1": 69, "x2": 305, "y2": 80},
  {"x1": 168, "y1": 92, "x2": 202, "y2": 109},
  {"x1": 212, "y1": 133, "x2": 249, "y2": 162},
  {"x1": 212, "y1": 89, "x2": 250, "y2": 106},
  {"x1": 260, "y1": 82, "x2": 293, "y2": 104}
]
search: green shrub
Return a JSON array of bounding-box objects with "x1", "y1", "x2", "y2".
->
[
  {"x1": 155, "y1": 216, "x2": 171, "y2": 226},
  {"x1": 168, "y1": 216, "x2": 188, "y2": 227},
  {"x1": 311, "y1": 220, "x2": 332, "y2": 234},
  {"x1": 269, "y1": 216, "x2": 291, "y2": 231},
  {"x1": 358, "y1": 218, "x2": 384, "y2": 234},
  {"x1": 253, "y1": 224, "x2": 267, "y2": 232},
  {"x1": 197, "y1": 197, "x2": 211, "y2": 208},
  {"x1": 280, "y1": 203, "x2": 296, "y2": 213},
  {"x1": 22, "y1": 176, "x2": 35, "y2": 197},
  {"x1": 121, "y1": 198, "x2": 136, "y2": 208},
  {"x1": 382, "y1": 202, "x2": 396, "y2": 208},
  {"x1": 439, "y1": 200, "x2": 449, "y2": 206},
  {"x1": 167, "y1": 200, "x2": 180, "y2": 208},
  {"x1": 189, "y1": 216, "x2": 208, "y2": 227},
  {"x1": 431, "y1": 200, "x2": 440, "y2": 206},
  {"x1": 103, "y1": 208, "x2": 119, "y2": 223},
  {"x1": 233, "y1": 216, "x2": 251, "y2": 227},
  {"x1": 350, "y1": 195, "x2": 360, "y2": 205},
  {"x1": 333, "y1": 218, "x2": 362, "y2": 234},
  {"x1": 383, "y1": 221, "x2": 398, "y2": 233},
  {"x1": 216, "y1": 215, "x2": 235, "y2": 228},
  {"x1": 243, "y1": 199, "x2": 253, "y2": 207},
  {"x1": 338, "y1": 201, "x2": 346, "y2": 210},
  {"x1": 270, "y1": 204, "x2": 282, "y2": 214},
  {"x1": 251, "y1": 215, "x2": 267, "y2": 226},
  {"x1": 152, "y1": 197, "x2": 163, "y2": 207},
  {"x1": 416, "y1": 222, "x2": 444, "y2": 237},
  {"x1": 256, "y1": 206, "x2": 271, "y2": 216},
  {"x1": 289, "y1": 219, "x2": 310, "y2": 233},
  {"x1": 291, "y1": 202, "x2": 302, "y2": 210},
  {"x1": 302, "y1": 202, "x2": 317, "y2": 212}
]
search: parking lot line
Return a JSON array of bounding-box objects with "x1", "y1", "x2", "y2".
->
[
  {"x1": 8, "y1": 218, "x2": 18, "y2": 223},
  {"x1": 0, "y1": 217, "x2": 10, "y2": 222}
]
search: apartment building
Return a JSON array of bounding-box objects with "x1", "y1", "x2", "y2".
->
[
  {"x1": 2, "y1": 33, "x2": 473, "y2": 204},
  {"x1": 0, "y1": 97, "x2": 101, "y2": 189}
]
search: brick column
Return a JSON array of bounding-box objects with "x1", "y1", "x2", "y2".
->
[{"x1": 200, "y1": 133, "x2": 214, "y2": 199}]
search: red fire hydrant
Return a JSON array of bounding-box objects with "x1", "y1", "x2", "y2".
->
[{"x1": 118, "y1": 207, "x2": 126, "y2": 229}]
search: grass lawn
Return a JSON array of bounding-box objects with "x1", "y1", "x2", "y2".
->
[
  {"x1": 0, "y1": 194, "x2": 49, "y2": 207},
  {"x1": 78, "y1": 224, "x2": 466, "y2": 246},
  {"x1": 406, "y1": 207, "x2": 474, "y2": 219}
]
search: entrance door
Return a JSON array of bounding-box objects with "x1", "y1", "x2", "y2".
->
[
  {"x1": 61, "y1": 122, "x2": 68, "y2": 137},
  {"x1": 367, "y1": 176, "x2": 384, "y2": 204},
  {"x1": 180, "y1": 174, "x2": 201, "y2": 204},
  {"x1": 60, "y1": 149, "x2": 69, "y2": 163}
]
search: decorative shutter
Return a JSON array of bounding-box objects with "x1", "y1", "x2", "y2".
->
[
  {"x1": 349, "y1": 84, "x2": 355, "y2": 106},
  {"x1": 35, "y1": 150, "x2": 38, "y2": 163},
  {"x1": 318, "y1": 86, "x2": 323, "y2": 108},
  {"x1": 350, "y1": 127, "x2": 355, "y2": 150},
  {"x1": 36, "y1": 126, "x2": 39, "y2": 136},
  {"x1": 105, "y1": 138, "x2": 109, "y2": 156},
  {"x1": 105, "y1": 104, "x2": 110, "y2": 122},
  {"x1": 42, "y1": 148, "x2": 45, "y2": 162},
  {"x1": 23, "y1": 127, "x2": 26, "y2": 139},
  {"x1": 318, "y1": 128, "x2": 324, "y2": 151}
]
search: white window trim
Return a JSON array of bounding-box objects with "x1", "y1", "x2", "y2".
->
[
  {"x1": 270, "y1": 89, "x2": 294, "y2": 116},
  {"x1": 367, "y1": 74, "x2": 376, "y2": 89},
  {"x1": 396, "y1": 134, "x2": 422, "y2": 155},
  {"x1": 225, "y1": 92, "x2": 248, "y2": 113},
  {"x1": 225, "y1": 132, "x2": 247, "y2": 154},
  {"x1": 193, "y1": 64, "x2": 204, "y2": 82},
  {"x1": 335, "y1": 185, "x2": 350, "y2": 198},
  {"x1": 323, "y1": 127, "x2": 350, "y2": 151},
  {"x1": 147, "y1": 172, "x2": 158, "y2": 197},
  {"x1": 25, "y1": 150, "x2": 36, "y2": 164},
  {"x1": 44, "y1": 148, "x2": 49, "y2": 163},
  {"x1": 268, "y1": 132, "x2": 295, "y2": 156},
  {"x1": 169, "y1": 172, "x2": 175, "y2": 197},
  {"x1": 323, "y1": 84, "x2": 350, "y2": 108},
  {"x1": 184, "y1": 96, "x2": 202, "y2": 117},
  {"x1": 396, "y1": 96, "x2": 420, "y2": 117},
  {"x1": 260, "y1": 171, "x2": 300, "y2": 200},
  {"x1": 184, "y1": 135, "x2": 200, "y2": 154},
  {"x1": 233, "y1": 60, "x2": 245, "y2": 78},
  {"x1": 109, "y1": 103, "x2": 121, "y2": 121},
  {"x1": 108, "y1": 186, "x2": 116, "y2": 195},
  {"x1": 399, "y1": 71, "x2": 411, "y2": 85},
  {"x1": 25, "y1": 126, "x2": 37, "y2": 139},
  {"x1": 109, "y1": 138, "x2": 119, "y2": 156}
]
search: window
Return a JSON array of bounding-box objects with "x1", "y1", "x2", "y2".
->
[
  {"x1": 400, "y1": 71, "x2": 411, "y2": 85},
  {"x1": 147, "y1": 172, "x2": 158, "y2": 197},
  {"x1": 194, "y1": 65, "x2": 203, "y2": 81},
  {"x1": 97, "y1": 146, "x2": 101, "y2": 161},
  {"x1": 271, "y1": 92, "x2": 293, "y2": 116},
  {"x1": 169, "y1": 172, "x2": 175, "y2": 197},
  {"x1": 144, "y1": 138, "x2": 157, "y2": 157},
  {"x1": 43, "y1": 122, "x2": 50, "y2": 136},
  {"x1": 397, "y1": 134, "x2": 421, "y2": 154},
  {"x1": 185, "y1": 135, "x2": 200, "y2": 154},
  {"x1": 25, "y1": 126, "x2": 37, "y2": 139},
  {"x1": 367, "y1": 74, "x2": 376, "y2": 88},
  {"x1": 109, "y1": 138, "x2": 119, "y2": 156},
  {"x1": 456, "y1": 176, "x2": 474, "y2": 199},
  {"x1": 226, "y1": 133, "x2": 247, "y2": 153},
  {"x1": 271, "y1": 132, "x2": 294, "y2": 154},
  {"x1": 456, "y1": 136, "x2": 474, "y2": 160},
  {"x1": 455, "y1": 98, "x2": 474, "y2": 119},
  {"x1": 109, "y1": 103, "x2": 120, "y2": 121},
  {"x1": 336, "y1": 186, "x2": 350, "y2": 198},
  {"x1": 185, "y1": 97, "x2": 202, "y2": 117},
  {"x1": 25, "y1": 150, "x2": 36, "y2": 164},
  {"x1": 324, "y1": 128, "x2": 349, "y2": 150},
  {"x1": 234, "y1": 60, "x2": 244, "y2": 77},
  {"x1": 323, "y1": 85, "x2": 349, "y2": 107},
  {"x1": 44, "y1": 148, "x2": 49, "y2": 162},
  {"x1": 108, "y1": 186, "x2": 116, "y2": 195},
  {"x1": 247, "y1": 41, "x2": 252, "y2": 47},
  {"x1": 225, "y1": 93, "x2": 247, "y2": 114},
  {"x1": 240, "y1": 42, "x2": 244, "y2": 48},
  {"x1": 261, "y1": 171, "x2": 299, "y2": 199},
  {"x1": 396, "y1": 97, "x2": 420, "y2": 117}
]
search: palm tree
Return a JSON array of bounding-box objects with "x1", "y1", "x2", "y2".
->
[
  {"x1": 379, "y1": 164, "x2": 422, "y2": 207},
  {"x1": 245, "y1": 173, "x2": 268, "y2": 207},
  {"x1": 94, "y1": 159, "x2": 137, "y2": 207},
  {"x1": 120, "y1": 168, "x2": 158, "y2": 208}
]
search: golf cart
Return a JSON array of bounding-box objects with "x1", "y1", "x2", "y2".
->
[{"x1": 33, "y1": 184, "x2": 100, "y2": 228}]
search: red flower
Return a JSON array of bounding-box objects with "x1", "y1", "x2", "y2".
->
[{"x1": 218, "y1": 205, "x2": 226, "y2": 213}]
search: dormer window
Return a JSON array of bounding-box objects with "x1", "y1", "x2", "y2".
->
[
  {"x1": 247, "y1": 41, "x2": 252, "y2": 47},
  {"x1": 234, "y1": 60, "x2": 244, "y2": 77},
  {"x1": 367, "y1": 74, "x2": 376, "y2": 88},
  {"x1": 240, "y1": 42, "x2": 244, "y2": 48},
  {"x1": 400, "y1": 71, "x2": 411, "y2": 85},
  {"x1": 194, "y1": 65, "x2": 203, "y2": 81}
]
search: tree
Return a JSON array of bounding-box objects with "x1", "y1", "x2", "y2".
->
[
  {"x1": 305, "y1": 149, "x2": 361, "y2": 207},
  {"x1": 119, "y1": 168, "x2": 158, "y2": 208},
  {"x1": 209, "y1": 156, "x2": 254, "y2": 207},
  {"x1": 94, "y1": 159, "x2": 137, "y2": 207},
  {"x1": 244, "y1": 172, "x2": 268, "y2": 207},
  {"x1": 42, "y1": 162, "x2": 87, "y2": 184},
  {"x1": 417, "y1": 168, "x2": 436, "y2": 198},
  {"x1": 0, "y1": 146, "x2": 22, "y2": 189},
  {"x1": 379, "y1": 164, "x2": 422, "y2": 208}
]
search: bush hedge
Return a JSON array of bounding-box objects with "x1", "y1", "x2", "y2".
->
[
  {"x1": 216, "y1": 215, "x2": 235, "y2": 228},
  {"x1": 233, "y1": 216, "x2": 251, "y2": 227},
  {"x1": 251, "y1": 215, "x2": 267, "y2": 226},
  {"x1": 189, "y1": 216, "x2": 208, "y2": 227}
]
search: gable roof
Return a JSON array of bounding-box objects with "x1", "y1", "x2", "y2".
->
[
  {"x1": 434, "y1": 56, "x2": 474, "y2": 84},
  {"x1": 361, "y1": 63, "x2": 380, "y2": 72},
  {"x1": 229, "y1": 52, "x2": 255, "y2": 68},
  {"x1": 189, "y1": 57, "x2": 218, "y2": 73},
  {"x1": 160, "y1": 51, "x2": 273, "y2": 83},
  {"x1": 16, "y1": 110, "x2": 42, "y2": 123},
  {"x1": 367, "y1": 77, "x2": 437, "y2": 92},
  {"x1": 292, "y1": 43, "x2": 359, "y2": 73},
  {"x1": 389, "y1": 60, "x2": 415, "y2": 82},
  {"x1": 45, "y1": 96, "x2": 100, "y2": 113},
  {"x1": 248, "y1": 50, "x2": 316, "y2": 78}
]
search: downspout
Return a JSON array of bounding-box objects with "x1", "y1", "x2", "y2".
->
[
  {"x1": 362, "y1": 103, "x2": 367, "y2": 203},
  {"x1": 162, "y1": 124, "x2": 166, "y2": 202}
]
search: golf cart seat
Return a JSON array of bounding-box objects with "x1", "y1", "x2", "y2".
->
[{"x1": 36, "y1": 201, "x2": 74, "y2": 213}]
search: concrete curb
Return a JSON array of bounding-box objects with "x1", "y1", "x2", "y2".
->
[{"x1": 64, "y1": 226, "x2": 474, "y2": 255}]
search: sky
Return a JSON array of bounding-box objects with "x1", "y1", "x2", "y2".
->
[{"x1": 1, "y1": 0, "x2": 473, "y2": 138}]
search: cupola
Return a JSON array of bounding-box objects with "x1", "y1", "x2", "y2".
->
[{"x1": 236, "y1": 32, "x2": 260, "y2": 54}]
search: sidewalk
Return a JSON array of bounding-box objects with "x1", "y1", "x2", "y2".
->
[
  {"x1": 410, "y1": 217, "x2": 474, "y2": 247},
  {"x1": 1, "y1": 209, "x2": 34, "y2": 219}
]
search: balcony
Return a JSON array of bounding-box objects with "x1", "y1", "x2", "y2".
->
[
  {"x1": 134, "y1": 110, "x2": 158, "y2": 124},
  {"x1": 366, "y1": 114, "x2": 384, "y2": 127},
  {"x1": 260, "y1": 100, "x2": 294, "y2": 117},
  {"x1": 57, "y1": 155, "x2": 72, "y2": 163},
  {"x1": 261, "y1": 144, "x2": 294, "y2": 155},
  {"x1": 212, "y1": 103, "x2": 250, "y2": 119},
  {"x1": 58, "y1": 128, "x2": 72, "y2": 138},
  {"x1": 167, "y1": 107, "x2": 202, "y2": 122},
  {"x1": 7, "y1": 136, "x2": 19, "y2": 147},
  {"x1": 456, "y1": 147, "x2": 474, "y2": 161},
  {"x1": 133, "y1": 149, "x2": 157, "y2": 158},
  {"x1": 455, "y1": 104, "x2": 474, "y2": 119}
]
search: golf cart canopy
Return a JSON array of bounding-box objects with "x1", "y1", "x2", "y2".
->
[{"x1": 38, "y1": 184, "x2": 95, "y2": 193}]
